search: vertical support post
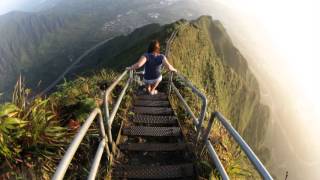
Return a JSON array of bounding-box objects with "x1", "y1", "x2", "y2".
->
[
  {"x1": 129, "y1": 69, "x2": 133, "y2": 81},
  {"x1": 202, "y1": 113, "x2": 215, "y2": 143},
  {"x1": 206, "y1": 141, "x2": 230, "y2": 180},
  {"x1": 104, "y1": 92, "x2": 112, "y2": 144},
  {"x1": 200, "y1": 112, "x2": 216, "y2": 151},
  {"x1": 168, "y1": 71, "x2": 173, "y2": 95},
  {"x1": 195, "y1": 97, "x2": 207, "y2": 142},
  {"x1": 98, "y1": 112, "x2": 111, "y2": 160}
]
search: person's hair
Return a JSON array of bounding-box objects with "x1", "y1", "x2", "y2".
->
[{"x1": 148, "y1": 40, "x2": 160, "y2": 53}]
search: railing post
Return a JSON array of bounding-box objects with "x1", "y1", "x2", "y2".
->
[
  {"x1": 206, "y1": 141, "x2": 230, "y2": 180},
  {"x1": 214, "y1": 112, "x2": 273, "y2": 180},
  {"x1": 168, "y1": 71, "x2": 173, "y2": 95},
  {"x1": 196, "y1": 96, "x2": 207, "y2": 142},
  {"x1": 104, "y1": 92, "x2": 112, "y2": 145},
  {"x1": 202, "y1": 112, "x2": 216, "y2": 144},
  {"x1": 129, "y1": 69, "x2": 133, "y2": 80},
  {"x1": 52, "y1": 109, "x2": 103, "y2": 180}
]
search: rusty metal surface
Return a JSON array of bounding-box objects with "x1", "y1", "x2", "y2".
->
[
  {"x1": 136, "y1": 93, "x2": 168, "y2": 101},
  {"x1": 119, "y1": 143, "x2": 187, "y2": 151},
  {"x1": 123, "y1": 126, "x2": 181, "y2": 136},
  {"x1": 133, "y1": 107, "x2": 173, "y2": 115},
  {"x1": 134, "y1": 100, "x2": 170, "y2": 107},
  {"x1": 112, "y1": 163, "x2": 194, "y2": 179},
  {"x1": 133, "y1": 114, "x2": 177, "y2": 124}
]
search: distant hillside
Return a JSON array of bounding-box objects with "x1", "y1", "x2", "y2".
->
[
  {"x1": 0, "y1": 0, "x2": 204, "y2": 100},
  {"x1": 74, "y1": 15, "x2": 270, "y2": 161},
  {"x1": 0, "y1": 11, "x2": 68, "y2": 92},
  {"x1": 168, "y1": 16, "x2": 270, "y2": 160},
  {"x1": 0, "y1": 16, "x2": 270, "y2": 179},
  {"x1": 54, "y1": 15, "x2": 271, "y2": 177}
]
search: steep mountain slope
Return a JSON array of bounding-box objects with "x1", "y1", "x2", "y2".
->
[
  {"x1": 0, "y1": 16, "x2": 270, "y2": 178},
  {"x1": 168, "y1": 16, "x2": 270, "y2": 161},
  {"x1": 0, "y1": 0, "x2": 204, "y2": 100},
  {"x1": 0, "y1": 11, "x2": 68, "y2": 92},
  {"x1": 73, "y1": 15, "x2": 270, "y2": 163},
  {"x1": 69, "y1": 15, "x2": 270, "y2": 157}
]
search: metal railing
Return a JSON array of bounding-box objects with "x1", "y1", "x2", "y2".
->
[
  {"x1": 52, "y1": 69, "x2": 272, "y2": 180},
  {"x1": 52, "y1": 108, "x2": 110, "y2": 180},
  {"x1": 164, "y1": 23, "x2": 271, "y2": 179},
  {"x1": 53, "y1": 24, "x2": 271, "y2": 180},
  {"x1": 103, "y1": 70, "x2": 132, "y2": 153},
  {"x1": 52, "y1": 70, "x2": 133, "y2": 180},
  {"x1": 168, "y1": 72, "x2": 207, "y2": 141},
  {"x1": 202, "y1": 112, "x2": 273, "y2": 180}
]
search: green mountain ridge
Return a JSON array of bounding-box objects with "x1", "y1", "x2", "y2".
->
[
  {"x1": 64, "y1": 15, "x2": 270, "y2": 162},
  {"x1": 0, "y1": 0, "x2": 204, "y2": 100},
  {"x1": 168, "y1": 16, "x2": 270, "y2": 158},
  {"x1": 0, "y1": 15, "x2": 271, "y2": 178},
  {"x1": 68, "y1": 15, "x2": 270, "y2": 166}
]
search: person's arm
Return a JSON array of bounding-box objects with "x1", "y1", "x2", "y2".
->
[
  {"x1": 163, "y1": 56, "x2": 177, "y2": 72},
  {"x1": 127, "y1": 55, "x2": 147, "y2": 70}
]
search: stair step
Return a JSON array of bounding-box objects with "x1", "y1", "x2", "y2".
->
[
  {"x1": 136, "y1": 93, "x2": 167, "y2": 101},
  {"x1": 119, "y1": 143, "x2": 187, "y2": 151},
  {"x1": 133, "y1": 107, "x2": 173, "y2": 115},
  {"x1": 134, "y1": 100, "x2": 170, "y2": 107},
  {"x1": 123, "y1": 126, "x2": 181, "y2": 136},
  {"x1": 112, "y1": 163, "x2": 194, "y2": 179},
  {"x1": 133, "y1": 115, "x2": 177, "y2": 124}
]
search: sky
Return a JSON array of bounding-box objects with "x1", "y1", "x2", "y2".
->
[
  {"x1": 0, "y1": 0, "x2": 45, "y2": 15},
  {"x1": 0, "y1": 0, "x2": 26, "y2": 14},
  {"x1": 209, "y1": 0, "x2": 320, "y2": 137},
  {"x1": 215, "y1": 0, "x2": 320, "y2": 129}
]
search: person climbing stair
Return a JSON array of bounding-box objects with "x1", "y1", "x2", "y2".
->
[{"x1": 127, "y1": 40, "x2": 177, "y2": 95}]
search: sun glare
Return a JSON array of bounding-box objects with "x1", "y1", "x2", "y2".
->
[{"x1": 216, "y1": 0, "x2": 320, "y2": 132}]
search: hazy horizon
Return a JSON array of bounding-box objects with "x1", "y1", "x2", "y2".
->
[
  {"x1": 0, "y1": 0, "x2": 35, "y2": 15},
  {"x1": 196, "y1": 0, "x2": 320, "y2": 179}
]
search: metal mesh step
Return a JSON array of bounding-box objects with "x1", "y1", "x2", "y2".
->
[
  {"x1": 133, "y1": 107, "x2": 173, "y2": 115},
  {"x1": 123, "y1": 126, "x2": 181, "y2": 136},
  {"x1": 134, "y1": 100, "x2": 170, "y2": 107},
  {"x1": 136, "y1": 93, "x2": 167, "y2": 101},
  {"x1": 119, "y1": 143, "x2": 187, "y2": 151},
  {"x1": 133, "y1": 115, "x2": 177, "y2": 124},
  {"x1": 112, "y1": 163, "x2": 194, "y2": 179}
]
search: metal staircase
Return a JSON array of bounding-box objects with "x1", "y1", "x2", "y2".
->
[
  {"x1": 110, "y1": 90, "x2": 196, "y2": 179},
  {"x1": 52, "y1": 25, "x2": 273, "y2": 180},
  {"x1": 52, "y1": 70, "x2": 273, "y2": 180}
]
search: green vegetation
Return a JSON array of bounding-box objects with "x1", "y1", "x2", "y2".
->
[
  {"x1": 0, "y1": 16, "x2": 270, "y2": 179},
  {"x1": 0, "y1": 0, "x2": 203, "y2": 100},
  {"x1": 167, "y1": 16, "x2": 270, "y2": 179},
  {"x1": 0, "y1": 69, "x2": 131, "y2": 179}
]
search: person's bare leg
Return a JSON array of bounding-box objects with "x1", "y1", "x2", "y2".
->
[
  {"x1": 146, "y1": 84, "x2": 152, "y2": 94},
  {"x1": 150, "y1": 80, "x2": 161, "y2": 94}
]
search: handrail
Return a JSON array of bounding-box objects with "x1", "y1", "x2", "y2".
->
[
  {"x1": 104, "y1": 70, "x2": 129, "y2": 124},
  {"x1": 206, "y1": 140, "x2": 229, "y2": 180},
  {"x1": 104, "y1": 70, "x2": 132, "y2": 153},
  {"x1": 53, "y1": 23, "x2": 271, "y2": 180},
  {"x1": 202, "y1": 112, "x2": 273, "y2": 180},
  {"x1": 165, "y1": 23, "x2": 207, "y2": 140},
  {"x1": 174, "y1": 73, "x2": 207, "y2": 131},
  {"x1": 52, "y1": 108, "x2": 110, "y2": 180},
  {"x1": 169, "y1": 72, "x2": 207, "y2": 141},
  {"x1": 53, "y1": 70, "x2": 132, "y2": 180}
]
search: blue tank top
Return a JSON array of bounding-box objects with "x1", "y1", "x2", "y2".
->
[{"x1": 143, "y1": 53, "x2": 164, "y2": 80}]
